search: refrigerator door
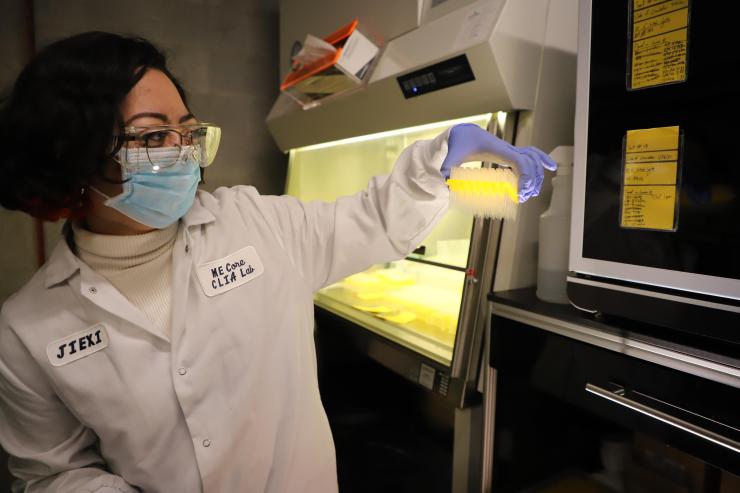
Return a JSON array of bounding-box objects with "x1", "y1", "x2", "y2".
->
[
  {"x1": 569, "y1": 0, "x2": 740, "y2": 341},
  {"x1": 286, "y1": 114, "x2": 492, "y2": 368}
]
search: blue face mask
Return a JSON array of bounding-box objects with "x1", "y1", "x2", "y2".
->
[{"x1": 91, "y1": 146, "x2": 201, "y2": 229}]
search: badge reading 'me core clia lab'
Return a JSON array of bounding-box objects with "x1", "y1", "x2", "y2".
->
[
  {"x1": 46, "y1": 324, "x2": 110, "y2": 367},
  {"x1": 195, "y1": 246, "x2": 265, "y2": 297}
]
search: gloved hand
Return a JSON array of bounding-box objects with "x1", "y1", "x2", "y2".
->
[{"x1": 441, "y1": 123, "x2": 557, "y2": 202}]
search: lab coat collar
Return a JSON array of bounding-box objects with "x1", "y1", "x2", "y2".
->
[
  {"x1": 43, "y1": 239, "x2": 81, "y2": 288},
  {"x1": 43, "y1": 201, "x2": 215, "y2": 289},
  {"x1": 182, "y1": 195, "x2": 216, "y2": 228}
]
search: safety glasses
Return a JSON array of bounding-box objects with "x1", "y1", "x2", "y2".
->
[{"x1": 118, "y1": 123, "x2": 221, "y2": 170}]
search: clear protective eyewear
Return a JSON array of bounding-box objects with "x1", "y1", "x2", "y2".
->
[{"x1": 118, "y1": 123, "x2": 221, "y2": 171}]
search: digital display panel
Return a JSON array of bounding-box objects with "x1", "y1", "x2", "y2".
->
[{"x1": 397, "y1": 54, "x2": 475, "y2": 99}]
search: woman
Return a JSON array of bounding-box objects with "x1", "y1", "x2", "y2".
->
[{"x1": 0, "y1": 32, "x2": 554, "y2": 493}]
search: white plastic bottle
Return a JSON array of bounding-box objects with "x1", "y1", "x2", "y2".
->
[{"x1": 536, "y1": 146, "x2": 574, "y2": 304}]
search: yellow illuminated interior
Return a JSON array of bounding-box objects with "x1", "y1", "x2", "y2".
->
[{"x1": 286, "y1": 114, "x2": 492, "y2": 365}]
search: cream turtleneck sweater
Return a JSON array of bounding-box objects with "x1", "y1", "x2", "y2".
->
[{"x1": 72, "y1": 222, "x2": 178, "y2": 339}]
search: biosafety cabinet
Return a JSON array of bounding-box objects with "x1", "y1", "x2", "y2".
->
[
  {"x1": 285, "y1": 113, "x2": 491, "y2": 376},
  {"x1": 267, "y1": 1, "x2": 577, "y2": 490},
  {"x1": 269, "y1": 0, "x2": 577, "y2": 401}
]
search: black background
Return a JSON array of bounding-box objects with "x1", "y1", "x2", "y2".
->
[{"x1": 583, "y1": 0, "x2": 740, "y2": 281}]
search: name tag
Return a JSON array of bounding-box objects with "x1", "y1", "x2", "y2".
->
[
  {"x1": 46, "y1": 324, "x2": 110, "y2": 367},
  {"x1": 196, "y1": 246, "x2": 265, "y2": 297}
]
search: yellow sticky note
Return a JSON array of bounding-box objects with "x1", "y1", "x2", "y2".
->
[
  {"x1": 624, "y1": 149, "x2": 678, "y2": 164},
  {"x1": 622, "y1": 126, "x2": 680, "y2": 230},
  {"x1": 621, "y1": 186, "x2": 677, "y2": 230},
  {"x1": 633, "y1": 2, "x2": 688, "y2": 40},
  {"x1": 631, "y1": 0, "x2": 688, "y2": 89},
  {"x1": 625, "y1": 126, "x2": 679, "y2": 153},
  {"x1": 633, "y1": 0, "x2": 688, "y2": 22},
  {"x1": 624, "y1": 163, "x2": 678, "y2": 185}
]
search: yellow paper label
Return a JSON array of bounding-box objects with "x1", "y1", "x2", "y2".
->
[
  {"x1": 622, "y1": 126, "x2": 680, "y2": 230},
  {"x1": 625, "y1": 125, "x2": 679, "y2": 153},
  {"x1": 621, "y1": 186, "x2": 677, "y2": 230},
  {"x1": 634, "y1": 0, "x2": 676, "y2": 10},
  {"x1": 624, "y1": 163, "x2": 678, "y2": 185},
  {"x1": 625, "y1": 149, "x2": 678, "y2": 163},
  {"x1": 633, "y1": 0, "x2": 688, "y2": 22},
  {"x1": 631, "y1": 0, "x2": 689, "y2": 89}
]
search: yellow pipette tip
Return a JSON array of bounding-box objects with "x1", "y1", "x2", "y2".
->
[{"x1": 446, "y1": 167, "x2": 519, "y2": 219}]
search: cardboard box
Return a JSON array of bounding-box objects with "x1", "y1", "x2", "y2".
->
[{"x1": 280, "y1": 19, "x2": 379, "y2": 109}]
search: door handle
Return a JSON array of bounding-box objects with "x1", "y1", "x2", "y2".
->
[{"x1": 585, "y1": 383, "x2": 740, "y2": 454}]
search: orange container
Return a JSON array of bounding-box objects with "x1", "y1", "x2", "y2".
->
[{"x1": 280, "y1": 19, "x2": 379, "y2": 108}]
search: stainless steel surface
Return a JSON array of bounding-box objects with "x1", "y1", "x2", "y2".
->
[
  {"x1": 585, "y1": 383, "x2": 740, "y2": 455},
  {"x1": 491, "y1": 301, "x2": 740, "y2": 389},
  {"x1": 569, "y1": 0, "x2": 591, "y2": 278},
  {"x1": 450, "y1": 114, "x2": 511, "y2": 407},
  {"x1": 452, "y1": 405, "x2": 484, "y2": 493},
  {"x1": 568, "y1": 276, "x2": 740, "y2": 314},
  {"x1": 480, "y1": 360, "x2": 496, "y2": 493},
  {"x1": 480, "y1": 373, "x2": 496, "y2": 492},
  {"x1": 480, "y1": 310, "x2": 496, "y2": 493}
]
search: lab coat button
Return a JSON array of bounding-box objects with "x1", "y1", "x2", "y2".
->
[
  {"x1": 185, "y1": 244, "x2": 190, "y2": 253},
  {"x1": 88, "y1": 286, "x2": 97, "y2": 294},
  {"x1": 202, "y1": 439, "x2": 211, "y2": 447},
  {"x1": 178, "y1": 367, "x2": 187, "y2": 376}
]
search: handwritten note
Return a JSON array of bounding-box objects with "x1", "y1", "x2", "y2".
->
[
  {"x1": 621, "y1": 186, "x2": 677, "y2": 230},
  {"x1": 634, "y1": 0, "x2": 674, "y2": 10},
  {"x1": 630, "y1": 0, "x2": 689, "y2": 90},
  {"x1": 621, "y1": 126, "x2": 680, "y2": 230},
  {"x1": 625, "y1": 125, "x2": 680, "y2": 153},
  {"x1": 624, "y1": 163, "x2": 678, "y2": 185}
]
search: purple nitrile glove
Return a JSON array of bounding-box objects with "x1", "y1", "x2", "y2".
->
[{"x1": 441, "y1": 123, "x2": 558, "y2": 202}]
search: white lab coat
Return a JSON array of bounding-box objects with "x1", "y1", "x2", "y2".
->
[{"x1": 0, "y1": 131, "x2": 451, "y2": 493}]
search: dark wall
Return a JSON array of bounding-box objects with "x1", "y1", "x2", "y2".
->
[
  {"x1": 34, "y1": 0, "x2": 288, "y2": 253},
  {"x1": 33, "y1": 0, "x2": 286, "y2": 195}
]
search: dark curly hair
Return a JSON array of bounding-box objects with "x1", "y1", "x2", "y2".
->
[{"x1": 0, "y1": 31, "x2": 188, "y2": 220}]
